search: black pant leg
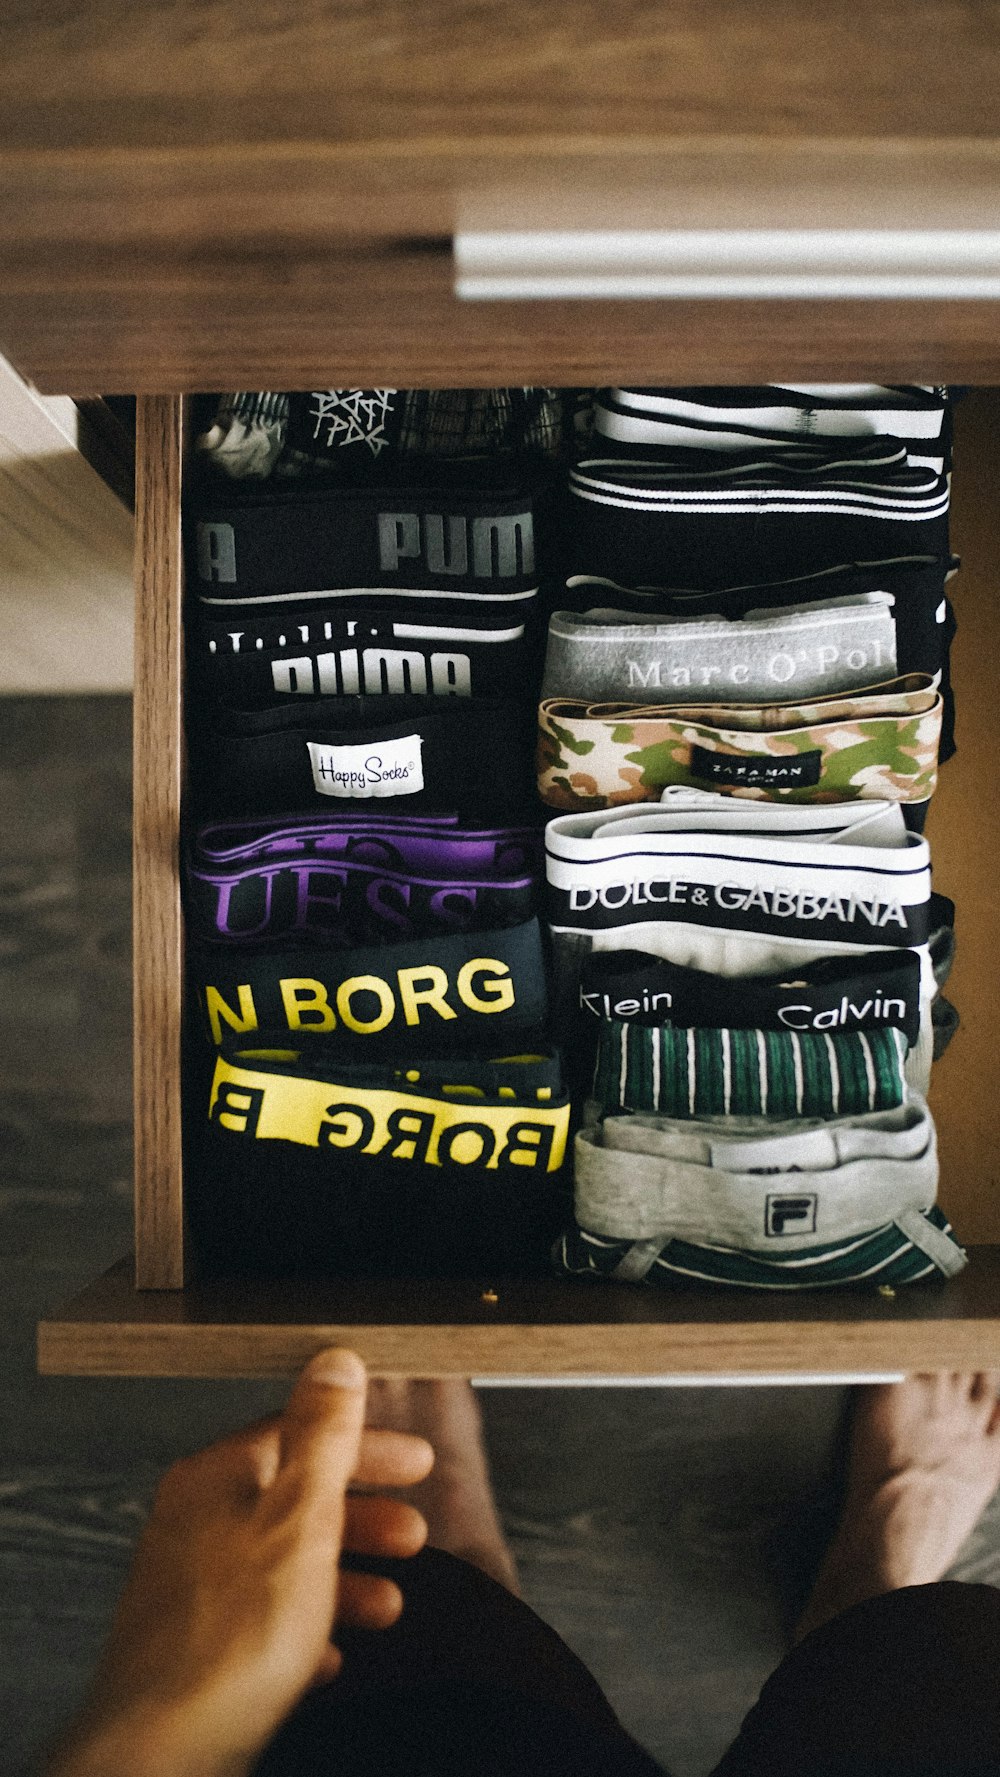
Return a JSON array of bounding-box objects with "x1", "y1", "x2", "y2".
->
[
  {"x1": 253, "y1": 1546, "x2": 667, "y2": 1777},
  {"x1": 711, "y1": 1580, "x2": 1000, "y2": 1777}
]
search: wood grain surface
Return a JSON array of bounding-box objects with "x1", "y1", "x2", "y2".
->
[
  {"x1": 2, "y1": 1, "x2": 1000, "y2": 387},
  {"x1": 925, "y1": 390, "x2": 1000, "y2": 1242},
  {"x1": 4, "y1": 1, "x2": 1000, "y2": 151},
  {"x1": 132, "y1": 396, "x2": 185, "y2": 1288},
  {"x1": 37, "y1": 1254, "x2": 1000, "y2": 1378}
]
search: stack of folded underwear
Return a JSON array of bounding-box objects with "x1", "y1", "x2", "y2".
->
[
  {"x1": 542, "y1": 385, "x2": 957, "y2": 825},
  {"x1": 181, "y1": 392, "x2": 574, "y2": 1277},
  {"x1": 177, "y1": 381, "x2": 964, "y2": 1293},
  {"x1": 548, "y1": 789, "x2": 965, "y2": 1286}
]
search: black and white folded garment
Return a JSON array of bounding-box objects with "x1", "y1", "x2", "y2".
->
[
  {"x1": 194, "y1": 389, "x2": 567, "y2": 483},
  {"x1": 565, "y1": 438, "x2": 950, "y2": 591},
  {"x1": 187, "y1": 695, "x2": 537, "y2": 821},
  {"x1": 592, "y1": 387, "x2": 951, "y2": 474},
  {"x1": 578, "y1": 947, "x2": 923, "y2": 1048},
  {"x1": 544, "y1": 791, "x2": 938, "y2": 1089},
  {"x1": 189, "y1": 918, "x2": 549, "y2": 1053},
  {"x1": 555, "y1": 1095, "x2": 967, "y2": 1288},
  {"x1": 189, "y1": 597, "x2": 537, "y2": 708},
  {"x1": 186, "y1": 1046, "x2": 572, "y2": 1278},
  {"x1": 186, "y1": 465, "x2": 548, "y2": 608}
]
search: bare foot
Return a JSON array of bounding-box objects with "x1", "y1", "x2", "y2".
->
[
  {"x1": 795, "y1": 1372, "x2": 1000, "y2": 1642},
  {"x1": 364, "y1": 1380, "x2": 520, "y2": 1596}
]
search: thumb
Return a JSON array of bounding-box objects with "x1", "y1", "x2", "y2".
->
[{"x1": 274, "y1": 1348, "x2": 369, "y2": 1511}]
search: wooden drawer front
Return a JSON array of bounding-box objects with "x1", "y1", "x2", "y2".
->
[{"x1": 37, "y1": 389, "x2": 1000, "y2": 1377}]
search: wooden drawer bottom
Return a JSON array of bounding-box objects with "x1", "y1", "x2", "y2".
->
[{"x1": 37, "y1": 1252, "x2": 1000, "y2": 1378}]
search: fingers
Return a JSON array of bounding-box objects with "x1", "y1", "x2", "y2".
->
[
  {"x1": 336, "y1": 1567, "x2": 404, "y2": 1631},
  {"x1": 272, "y1": 1349, "x2": 368, "y2": 1514},
  {"x1": 352, "y1": 1427, "x2": 435, "y2": 1490},
  {"x1": 342, "y1": 1494, "x2": 427, "y2": 1559}
]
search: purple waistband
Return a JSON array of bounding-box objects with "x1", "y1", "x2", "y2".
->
[{"x1": 190, "y1": 813, "x2": 543, "y2": 878}]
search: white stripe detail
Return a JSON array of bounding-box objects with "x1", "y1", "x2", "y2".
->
[
  {"x1": 756, "y1": 1029, "x2": 768, "y2": 1114},
  {"x1": 687, "y1": 1028, "x2": 696, "y2": 1117},
  {"x1": 651, "y1": 1026, "x2": 661, "y2": 1112},
  {"x1": 390, "y1": 622, "x2": 525, "y2": 642},
  {"x1": 200, "y1": 586, "x2": 540, "y2": 608},
  {"x1": 722, "y1": 1027, "x2": 732, "y2": 1115},
  {"x1": 859, "y1": 1031, "x2": 878, "y2": 1105},
  {"x1": 825, "y1": 1031, "x2": 841, "y2": 1113},
  {"x1": 792, "y1": 1032, "x2": 804, "y2": 1116}
]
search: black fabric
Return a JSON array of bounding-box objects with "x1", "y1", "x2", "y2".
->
[
  {"x1": 186, "y1": 1081, "x2": 570, "y2": 1280},
  {"x1": 578, "y1": 948, "x2": 923, "y2": 1047},
  {"x1": 253, "y1": 1549, "x2": 664, "y2": 1777},
  {"x1": 565, "y1": 437, "x2": 950, "y2": 594},
  {"x1": 184, "y1": 825, "x2": 541, "y2": 948},
  {"x1": 185, "y1": 858, "x2": 538, "y2": 949},
  {"x1": 187, "y1": 463, "x2": 551, "y2": 602},
  {"x1": 186, "y1": 695, "x2": 538, "y2": 820},
  {"x1": 252, "y1": 1555, "x2": 1000, "y2": 1777},
  {"x1": 282, "y1": 387, "x2": 566, "y2": 469},
  {"x1": 188, "y1": 596, "x2": 539, "y2": 708},
  {"x1": 711, "y1": 1581, "x2": 1000, "y2": 1777},
  {"x1": 189, "y1": 918, "x2": 549, "y2": 1053}
]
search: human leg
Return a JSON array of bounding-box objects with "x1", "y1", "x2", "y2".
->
[{"x1": 712, "y1": 1372, "x2": 1000, "y2": 1776}]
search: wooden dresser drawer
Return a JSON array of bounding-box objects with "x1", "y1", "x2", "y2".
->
[{"x1": 37, "y1": 387, "x2": 1000, "y2": 1378}]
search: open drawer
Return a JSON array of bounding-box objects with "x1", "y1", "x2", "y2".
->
[{"x1": 37, "y1": 388, "x2": 1000, "y2": 1378}]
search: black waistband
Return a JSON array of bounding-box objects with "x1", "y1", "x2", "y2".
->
[
  {"x1": 188, "y1": 597, "x2": 538, "y2": 707},
  {"x1": 578, "y1": 947, "x2": 922, "y2": 1046},
  {"x1": 187, "y1": 696, "x2": 538, "y2": 821},
  {"x1": 189, "y1": 918, "x2": 549, "y2": 1051},
  {"x1": 187, "y1": 471, "x2": 550, "y2": 602}
]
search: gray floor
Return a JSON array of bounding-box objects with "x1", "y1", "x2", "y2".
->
[{"x1": 2, "y1": 696, "x2": 998, "y2": 1777}]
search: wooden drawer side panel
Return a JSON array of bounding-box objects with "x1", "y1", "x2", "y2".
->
[{"x1": 133, "y1": 394, "x2": 186, "y2": 1288}]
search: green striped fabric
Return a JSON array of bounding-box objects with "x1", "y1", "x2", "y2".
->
[
  {"x1": 593, "y1": 1022, "x2": 907, "y2": 1120},
  {"x1": 555, "y1": 1206, "x2": 963, "y2": 1289}
]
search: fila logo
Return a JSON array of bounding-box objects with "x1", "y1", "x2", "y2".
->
[
  {"x1": 765, "y1": 1193, "x2": 819, "y2": 1237},
  {"x1": 378, "y1": 511, "x2": 534, "y2": 579}
]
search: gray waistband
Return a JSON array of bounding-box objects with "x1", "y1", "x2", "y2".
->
[{"x1": 574, "y1": 1095, "x2": 938, "y2": 1250}]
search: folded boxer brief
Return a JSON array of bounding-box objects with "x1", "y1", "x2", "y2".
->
[
  {"x1": 185, "y1": 849, "x2": 540, "y2": 947},
  {"x1": 544, "y1": 597, "x2": 923, "y2": 703},
  {"x1": 189, "y1": 918, "x2": 549, "y2": 1052},
  {"x1": 544, "y1": 793, "x2": 937, "y2": 1089},
  {"x1": 187, "y1": 462, "x2": 549, "y2": 606},
  {"x1": 190, "y1": 812, "x2": 541, "y2": 874},
  {"x1": 186, "y1": 1046, "x2": 572, "y2": 1277},
  {"x1": 187, "y1": 695, "x2": 537, "y2": 820},
  {"x1": 591, "y1": 1021, "x2": 908, "y2": 1119},
  {"x1": 593, "y1": 386, "x2": 950, "y2": 472},
  {"x1": 194, "y1": 389, "x2": 566, "y2": 482},
  {"x1": 578, "y1": 947, "x2": 923, "y2": 1047},
  {"x1": 189, "y1": 597, "x2": 537, "y2": 707},
  {"x1": 555, "y1": 1094, "x2": 966, "y2": 1287},
  {"x1": 565, "y1": 437, "x2": 950, "y2": 590},
  {"x1": 537, "y1": 676, "x2": 941, "y2": 811}
]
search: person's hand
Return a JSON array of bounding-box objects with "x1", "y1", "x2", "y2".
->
[{"x1": 47, "y1": 1348, "x2": 434, "y2": 1777}]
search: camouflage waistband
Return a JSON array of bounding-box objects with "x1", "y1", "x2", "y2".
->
[{"x1": 537, "y1": 676, "x2": 941, "y2": 810}]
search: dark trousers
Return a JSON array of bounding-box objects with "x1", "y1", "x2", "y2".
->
[{"x1": 255, "y1": 1550, "x2": 1000, "y2": 1777}]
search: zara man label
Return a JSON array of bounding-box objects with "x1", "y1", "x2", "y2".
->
[
  {"x1": 690, "y1": 744, "x2": 823, "y2": 790},
  {"x1": 307, "y1": 735, "x2": 424, "y2": 799}
]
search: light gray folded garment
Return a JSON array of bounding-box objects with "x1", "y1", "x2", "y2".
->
[
  {"x1": 573, "y1": 1094, "x2": 962, "y2": 1275},
  {"x1": 541, "y1": 597, "x2": 898, "y2": 703}
]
